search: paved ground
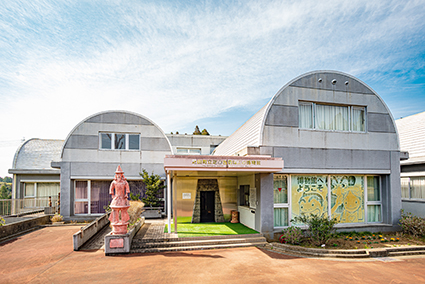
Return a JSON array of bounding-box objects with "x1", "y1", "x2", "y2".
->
[
  {"x1": 80, "y1": 219, "x2": 175, "y2": 250},
  {"x1": 1, "y1": 226, "x2": 425, "y2": 284}
]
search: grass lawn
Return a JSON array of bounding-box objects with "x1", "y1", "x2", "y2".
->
[{"x1": 164, "y1": 217, "x2": 259, "y2": 237}]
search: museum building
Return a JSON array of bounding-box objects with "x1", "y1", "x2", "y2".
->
[{"x1": 9, "y1": 70, "x2": 403, "y2": 238}]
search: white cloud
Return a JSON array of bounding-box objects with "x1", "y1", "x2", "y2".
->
[{"x1": 0, "y1": 0, "x2": 424, "y2": 176}]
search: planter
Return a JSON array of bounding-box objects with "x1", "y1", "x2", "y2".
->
[{"x1": 141, "y1": 207, "x2": 162, "y2": 219}]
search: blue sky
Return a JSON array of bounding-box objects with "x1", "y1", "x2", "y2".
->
[{"x1": 0, "y1": 0, "x2": 425, "y2": 177}]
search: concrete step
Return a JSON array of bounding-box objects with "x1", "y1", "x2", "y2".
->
[
  {"x1": 270, "y1": 246, "x2": 370, "y2": 258},
  {"x1": 132, "y1": 233, "x2": 264, "y2": 243},
  {"x1": 386, "y1": 246, "x2": 425, "y2": 252},
  {"x1": 131, "y1": 241, "x2": 267, "y2": 254},
  {"x1": 132, "y1": 236, "x2": 267, "y2": 249},
  {"x1": 388, "y1": 250, "x2": 425, "y2": 257}
]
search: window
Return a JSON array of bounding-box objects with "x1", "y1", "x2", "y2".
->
[
  {"x1": 23, "y1": 182, "x2": 60, "y2": 208},
  {"x1": 331, "y1": 175, "x2": 364, "y2": 223},
  {"x1": 74, "y1": 180, "x2": 112, "y2": 215},
  {"x1": 401, "y1": 178, "x2": 410, "y2": 198},
  {"x1": 176, "y1": 147, "x2": 202, "y2": 155},
  {"x1": 24, "y1": 182, "x2": 60, "y2": 198},
  {"x1": 284, "y1": 174, "x2": 382, "y2": 227},
  {"x1": 75, "y1": 181, "x2": 89, "y2": 214},
  {"x1": 129, "y1": 134, "x2": 140, "y2": 150},
  {"x1": 366, "y1": 176, "x2": 382, "y2": 222},
  {"x1": 291, "y1": 175, "x2": 328, "y2": 224},
  {"x1": 402, "y1": 177, "x2": 425, "y2": 200},
  {"x1": 274, "y1": 175, "x2": 289, "y2": 227},
  {"x1": 99, "y1": 133, "x2": 140, "y2": 150},
  {"x1": 411, "y1": 177, "x2": 425, "y2": 199},
  {"x1": 239, "y1": 185, "x2": 250, "y2": 206},
  {"x1": 24, "y1": 183, "x2": 35, "y2": 197},
  {"x1": 299, "y1": 102, "x2": 365, "y2": 132}
]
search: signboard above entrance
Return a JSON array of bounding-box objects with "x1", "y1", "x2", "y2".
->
[{"x1": 164, "y1": 155, "x2": 284, "y2": 172}]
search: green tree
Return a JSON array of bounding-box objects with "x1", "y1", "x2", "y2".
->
[
  {"x1": 0, "y1": 185, "x2": 11, "y2": 199},
  {"x1": 140, "y1": 169, "x2": 164, "y2": 207},
  {"x1": 201, "y1": 128, "x2": 209, "y2": 135},
  {"x1": 193, "y1": 125, "x2": 201, "y2": 135},
  {"x1": 3, "y1": 177, "x2": 12, "y2": 183}
]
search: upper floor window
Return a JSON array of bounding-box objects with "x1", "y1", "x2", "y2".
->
[
  {"x1": 299, "y1": 102, "x2": 365, "y2": 132},
  {"x1": 100, "y1": 133, "x2": 140, "y2": 150},
  {"x1": 176, "y1": 147, "x2": 202, "y2": 155}
]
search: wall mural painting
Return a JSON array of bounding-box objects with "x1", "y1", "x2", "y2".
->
[
  {"x1": 331, "y1": 175, "x2": 364, "y2": 223},
  {"x1": 291, "y1": 175, "x2": 328, "y2": 224}
]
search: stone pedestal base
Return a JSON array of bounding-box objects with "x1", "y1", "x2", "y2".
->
[
  {"x1": 111, "y1": 223, "x2": 129, "y2": 235},
  {"x1": 105, "y1": 217, "x2": 145, "y2": 255}
]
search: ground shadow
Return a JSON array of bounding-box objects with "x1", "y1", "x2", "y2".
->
[
  {"x1": 112, "y1": 251, "x2": 225, "y2": 259},
  {"x1": 255, "y1": 247, "x2": 303, "y2": 260}
]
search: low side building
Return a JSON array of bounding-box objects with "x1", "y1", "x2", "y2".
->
[
  {"x1": 8, "y1": 138, "x2": 63, "y2": 209},
  {"x1": 396, "y1": 111, "x2": 425, "y2": 217}
]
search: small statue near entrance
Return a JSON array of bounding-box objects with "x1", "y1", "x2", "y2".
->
[{"x1": 109, "y1": 165, "x2": 131, "y2": 235}]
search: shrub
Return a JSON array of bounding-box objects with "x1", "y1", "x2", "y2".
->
[
  {"x1": 399, "y1": 209, "x2": 425, "y2": 237},
  {"x1": 50, "y1": 214, "x2": 63, "y2": 223},
  {"x1": 140, "y1": 169, "x2": 164, "y2": 207},
  {"x1": 130, "y1": 192, "x2": 141, "y2": 201},
  {"x1": 279, "y1": 226, "x2": 303, "y2": 244},
  {"x1": 0, "y1": 216, "x2": 5, "y2": 226},
  {"x1": 128, "y1": 200, "x2": 145, "y2": 225},
  {"x1": 292, "y1": 214, "x2": 338, "y2": 246}
]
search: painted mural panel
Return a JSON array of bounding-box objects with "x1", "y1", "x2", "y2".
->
[
  {"x1": 331, "y1": 175, "x2": 364, "y2": 223},
  {"x1": 291, "y1": 175, "x2": 328, "y2": 223}
]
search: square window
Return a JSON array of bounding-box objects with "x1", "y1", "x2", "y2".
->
[
  {"x1": 100, "y1": 133, "x2": 112, "y2": 149},
  {"x1": 367, "y1": 205, "x2": 381, "y2": 222},
  {"x1": 25, "y1": 183, "x2": 35, "y2": 197},
  {"x1": 129, "y1": 134, "x2": 140, "y2": 150},
  {"x1": 274, "y1": 208, "x2": 288, "y2": 227},
  {"x1": 75, "y1": 181, "x2": 88, "y2": 199},
  {"x1": 114, "y1": 134, "x2": 126, "y2": 149},
  {"x1": 75, "y1": 202, "x2": 88, "y2": 214}
]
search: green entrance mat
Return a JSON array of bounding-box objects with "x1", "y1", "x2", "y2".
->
[{"x1": 164, "y1": 217, "x2": 259, "y2": 237}]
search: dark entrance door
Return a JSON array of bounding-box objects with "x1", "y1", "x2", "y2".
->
[{"x1": 200, "y1": 191, "x2": 215, "y2": 222}]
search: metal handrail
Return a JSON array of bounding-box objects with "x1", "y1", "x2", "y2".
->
[{"x1": 0, "y1": 196, "x2": 58, "y2": 216}]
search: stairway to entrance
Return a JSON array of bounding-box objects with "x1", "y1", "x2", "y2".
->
[{"x1": 130, "y1": 220, "x2": 268, "y2": 254}]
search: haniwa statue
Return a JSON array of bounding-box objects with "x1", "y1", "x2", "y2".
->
[{"x1": 109, "y1": 165, "x2": 131, "y2": 234}]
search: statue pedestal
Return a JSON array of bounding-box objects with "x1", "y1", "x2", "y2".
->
[
  {"x1": 104, "y1": 217, "x2": 145, "y2": 255},
  {"x1": 109, "y1": 205, "x2": 130, "y2": 235}
]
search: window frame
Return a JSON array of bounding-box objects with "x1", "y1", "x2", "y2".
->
[
  {"x1": 99, "y1": 133, "x2": 140, "y2": 151},
  {"x1": 176, "y1": 147, "x2": 202, "y2": 155},
  {"x1": 22, "y1": 181, "x2": 60, "y2": 198},
  {"x1": 402, "y1": 176, "x2": 425, "y2": 201},
  {"x1": 276, "y1": 174, "x2": 384, "y2": 230},
  {"x1": 299, "y1": 101, "x2": 366, "y2": 133},
  {"x1": 74, "y1": 180, "x2": 91, "y2": 215},
  {"x1": 24, "y1": 182, "x2": 36, "y2": 198},
  {"x1": 273, "y1": 174, "x2": 290, "y2": 228},
  {"x1": 365, "y1": 175, "x2": 383, "y2": 223}
]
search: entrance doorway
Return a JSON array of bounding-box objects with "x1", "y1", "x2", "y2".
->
[{"x1": 200, "y1": 191, "x2": 215, "y2": 222}]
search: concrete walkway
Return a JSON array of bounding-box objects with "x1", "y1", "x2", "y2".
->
[
  {"x1": 1, "y1": 226, "x2": 425, "y2": 283},
  {"x1": 133, "y1": 219, "x2": 177, "y2": 240}
]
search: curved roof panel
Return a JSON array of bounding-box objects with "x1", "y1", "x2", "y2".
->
[{"x1": 12, "y1": 138, "x2": 64, "y2": 170}]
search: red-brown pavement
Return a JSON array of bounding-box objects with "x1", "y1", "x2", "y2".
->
[{"x1": 1, "y1": 226, "x2": 425, "y2": 284}]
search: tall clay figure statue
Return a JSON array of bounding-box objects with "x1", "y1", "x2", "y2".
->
[{"x1": 109, "y1": 165, "x2": 130, "y2": 226}]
